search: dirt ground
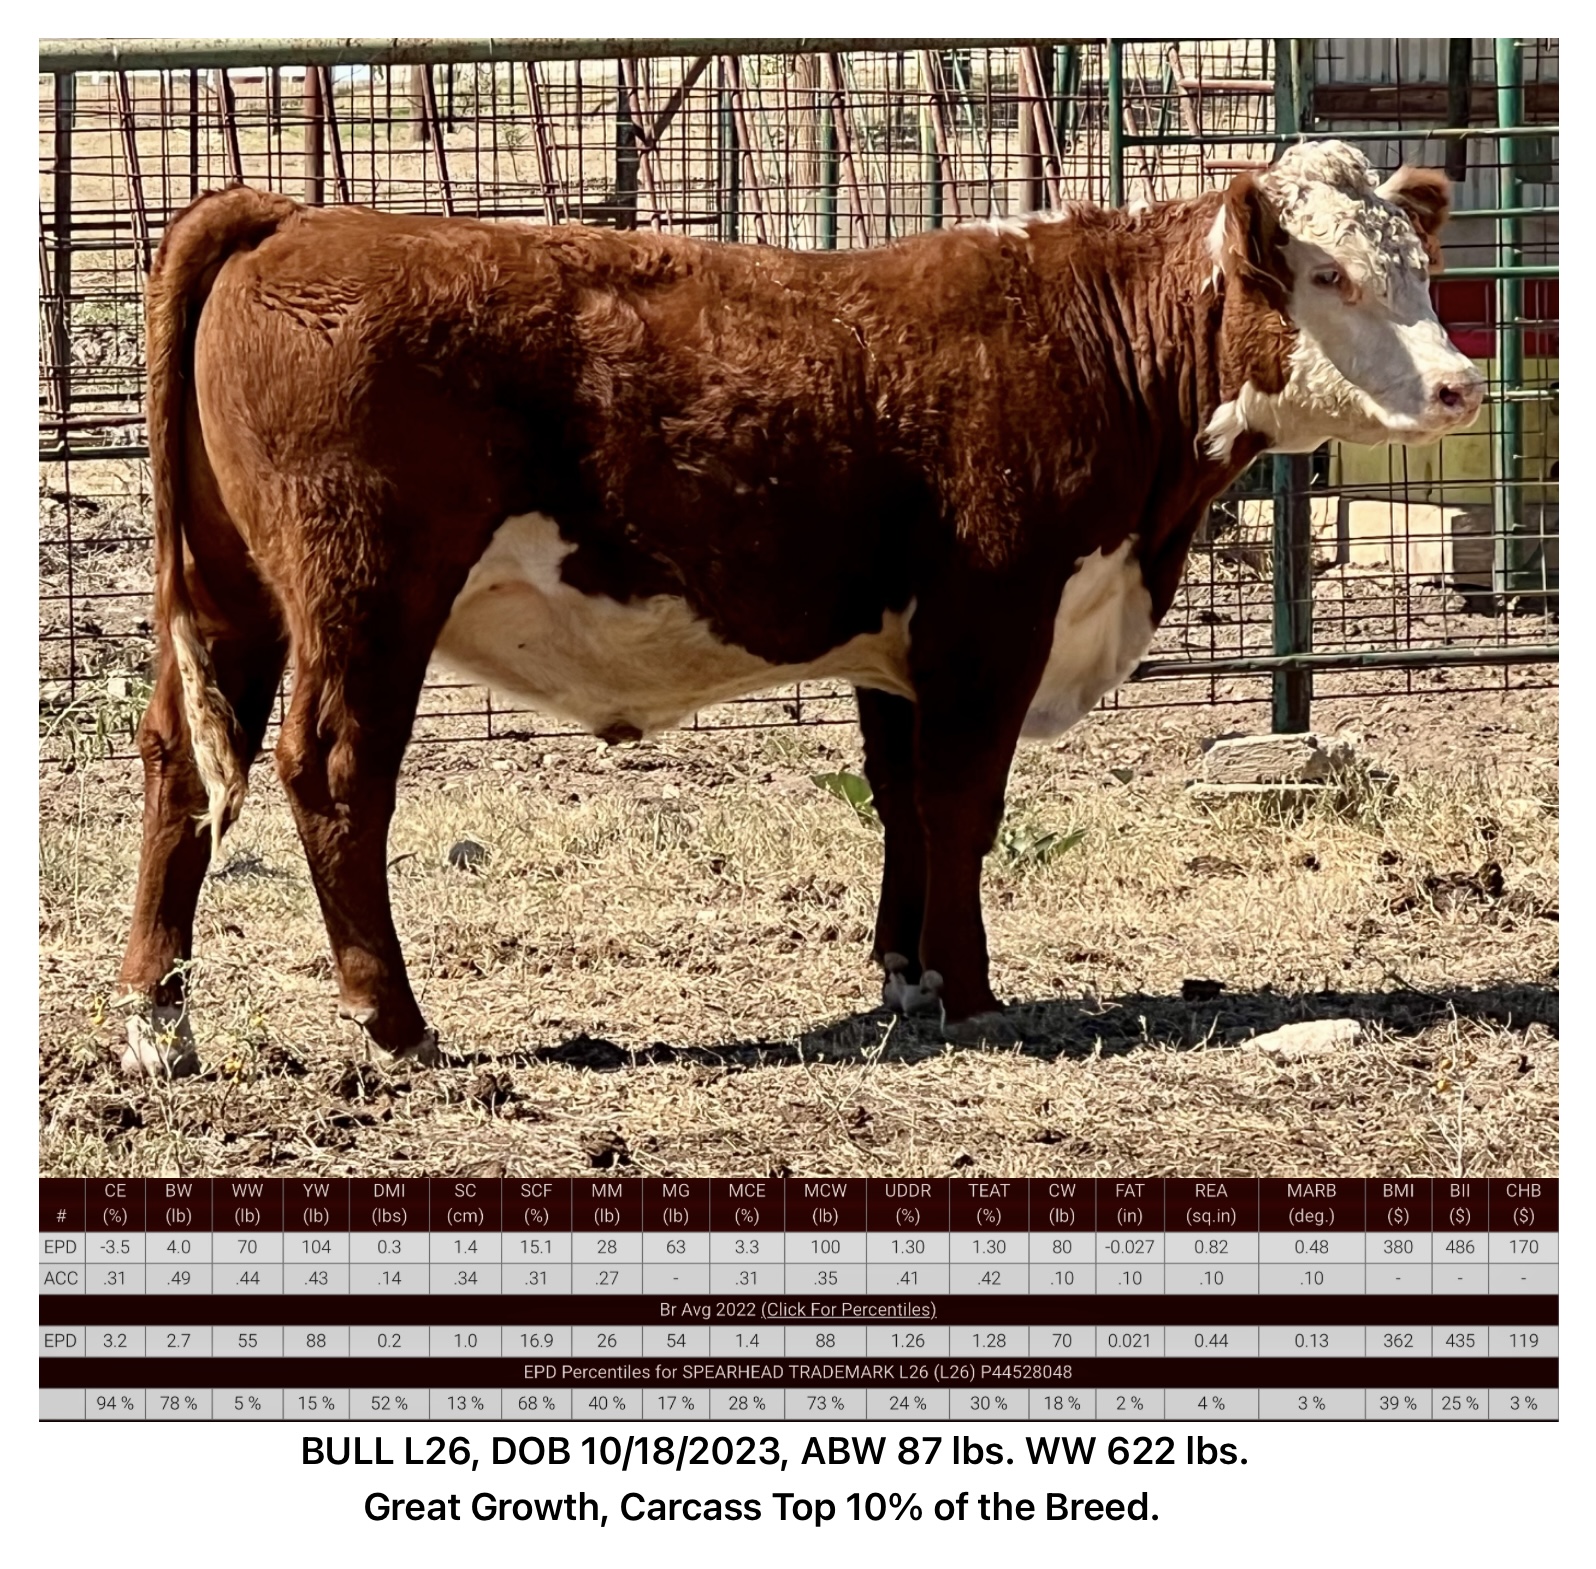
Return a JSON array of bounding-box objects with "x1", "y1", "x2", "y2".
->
[{"x1": 38, "y1": 678, "x2": 1557, "y2": 1181}]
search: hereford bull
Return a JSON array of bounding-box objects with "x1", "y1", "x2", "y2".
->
[{"x1": 117, "y1": 140, "x2": 1483, "y2": 1075}]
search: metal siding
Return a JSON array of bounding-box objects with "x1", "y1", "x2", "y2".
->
[{"x1": 1318, "y1": 37, "x2": 1557, "y2": 86}]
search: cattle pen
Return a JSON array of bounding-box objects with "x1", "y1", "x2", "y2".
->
[{"x1": 37, "y1": 38, "x2": 1557, "y2": 1181}]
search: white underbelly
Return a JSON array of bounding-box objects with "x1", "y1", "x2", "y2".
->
[
  {"x1": 433, "y1": 511, "x2": 916, "y2": 737},
  {"x1": 1022, "y1": 536, "x2": 1156, "y2": 738}
]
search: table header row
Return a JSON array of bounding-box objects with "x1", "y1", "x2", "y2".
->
[{"x1": 38, "y1": 1177, "x2": 1556, "y2": 1233}]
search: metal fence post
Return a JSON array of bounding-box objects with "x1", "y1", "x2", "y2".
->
[
  {"x1": 1271, "y1": 38, "x2": 1314, "y2": 733},
  {"x1": 1107, "y1": 40, "x2": 1123, "y2": 206},
  {"x1": 614, "y1": 62, "x2": 639, "y2": 229},
  {"x1": 49, "y1": 71, "x2": 74, "y2": 421},
  {"x1": 719, "y1": 59, "x2": 740, "y2": 243},
  {"x1": 821, "y1": 89, "x2": 838, "y2": 250},
  {"x1": 1494, "y1": 39, "x2": 1525, "y2": 598}
]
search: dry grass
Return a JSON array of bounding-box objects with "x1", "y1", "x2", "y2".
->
[{"x1": 39, "y1": 689, "x2": 1557, "y2": 1180}]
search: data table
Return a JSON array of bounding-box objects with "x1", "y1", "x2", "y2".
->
[{"x1": 39, "y1": 1176, "x2": 1557, "y2": 1421}]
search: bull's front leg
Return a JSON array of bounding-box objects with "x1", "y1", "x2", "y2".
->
[
  {"x1": 894, "y1": 596, "x2": 1053, "y2": 1041},
  {"x1": 855, "y1": 687, "x2": 932, "y2": 1013}
]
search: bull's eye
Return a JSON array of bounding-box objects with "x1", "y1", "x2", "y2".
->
[{"x1": 1311, "y1": 267, "x2": 1343, "y2": 290}]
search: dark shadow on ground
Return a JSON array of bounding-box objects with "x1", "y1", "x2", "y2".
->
[{"x1": 445, "y1": 980, "x2": 1558, "y2": 1073}]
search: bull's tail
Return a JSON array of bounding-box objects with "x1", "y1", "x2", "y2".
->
[{"x1": 146, "y1": 186, "x2": 298, "y2": 855}]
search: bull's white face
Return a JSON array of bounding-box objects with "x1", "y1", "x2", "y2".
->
[{"x1": 1207, "y1": 142, "x2": 1486, "y2": 459}]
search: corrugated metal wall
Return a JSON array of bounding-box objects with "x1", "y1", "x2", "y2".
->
[
  {"x1": 1314, "y1": 39, "x2": 1557, "y2": 247},
  {"x1": 1317, "y1": 37, "x2": 1558, "y2": 84}
]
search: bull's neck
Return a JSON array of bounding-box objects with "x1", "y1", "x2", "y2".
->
[{"x1": 1028, "y1": 202, "x2": 1260, "y2": 502}]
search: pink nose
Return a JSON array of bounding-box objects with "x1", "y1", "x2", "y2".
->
[{"x1": 1434, "y1": 372, "x2": 1486, "y2": 419}]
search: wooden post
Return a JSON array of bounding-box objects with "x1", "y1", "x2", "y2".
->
[
  {"x1": 302, "y1": 65, "x2": 325, "y2": 205},
  {"x1": 794, "y1": 54, "x2": 820, "y2": 246},
  {"x1": 1019, "y1": 76, "x2": 1040, "y2": 212},
  {"x1": 918, "y1": 51, "x2": 960, "y2": 226},
  {"x1": 408, "y1": 62, "x2": 430, "y2": 144}
]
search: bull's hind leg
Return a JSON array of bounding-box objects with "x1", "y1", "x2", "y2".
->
[
  {"x1": 274, "y1": 586, "x2": 453, "y2": 1066},
  {"x1": 855, "y1": 687, "x2": 933, "y2": 1014},
  {"x1": 117, "y1": 623, "x2": 286, "y2": 1076}
]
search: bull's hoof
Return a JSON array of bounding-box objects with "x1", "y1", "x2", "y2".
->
[
  {"x1": 340, "y1": 1001, "x2": 442, "y2": 1068},
  {"x1": 386, "y1": 1027, "x2": 443, "y2": 1069},
  {"x1": 941, "y1": 1010, "x2": 1021, "y2": 1047},
  {"x1": 882, "y1": 953, "x2": 944, "y2": 1018},
  {"x1": 121, "y1": 1006, "x2": 201, "y2": 1079}
]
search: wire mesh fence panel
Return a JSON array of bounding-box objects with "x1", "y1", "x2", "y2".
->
[{"x1": 37, "y1": 39, "x2": 1556, "y2": 762}]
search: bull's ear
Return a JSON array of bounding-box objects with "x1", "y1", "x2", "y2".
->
[
  {"x1": 1216, "y1": 173, "x2": 1297, "y2": 399},
  {"x1": 1219, "y1": 172, "x2": 1293, "y2": 306},
  {"x1": 1377, "y1": 166, "x2": 1452, "y2": 273}
]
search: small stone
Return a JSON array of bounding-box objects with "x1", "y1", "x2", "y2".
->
[
  {"x1": 1247, "y1": 1019, "x2": 1363, "y2": 1060},
  {"x1": 1199, "y1": 733, "x2": 1332, "y2": 785}
]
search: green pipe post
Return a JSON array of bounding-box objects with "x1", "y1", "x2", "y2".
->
[
  {"x1": 50, "y1": 72, "x2": 73, "y2": 421},
  {"x1": 1107, "y1": 40, "x2": 1123, "y2": 206},
  {"x1": 718, "y1": 60, "x2": 739, "y2": 243},
  {"x1": 1054, "y1": 43, "x2": 1077, "y2": 147},
  {"x1": 613, "y1": 63, "x2": 639, "y2": 229},
  {"x1": 1495, "y1": 38, "x2": 1525, "y2": 597},
  {"x1": 1271, "y1": 38, "x2": 1314, "y2": 734},
  {"x1": 820, "y1": 91, "x2": 837, "y2": 251}
]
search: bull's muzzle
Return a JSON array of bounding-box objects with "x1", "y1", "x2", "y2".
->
[{"x1": 1430, "y1": 367, "x2": 1487, "y2": 426}]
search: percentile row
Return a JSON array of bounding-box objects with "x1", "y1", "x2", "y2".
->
[
  {"x1": 36, "y1": 1292, "x2": 1559, "y2": 1326},
  {"x1": 40, "y1": 1177, "x2": 1557, "y2": 1234},
  {"x1": 39, "y1": 1387, "x2": 1559, "y2": 1422},
  {"x1": 38, "y1": 1356, "x2": 1557, "y2": 1389}
]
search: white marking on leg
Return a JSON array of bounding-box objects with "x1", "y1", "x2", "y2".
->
[
  {"x1": 881, "y1": 953, "x2": 944, "y2": 1018},
  {"x1": 1022, "y1": 537, "x2": 1156, "y2": 738},
  {"x1": 121, "y1": 1003, "x2": 199, "y2": 1079}
]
